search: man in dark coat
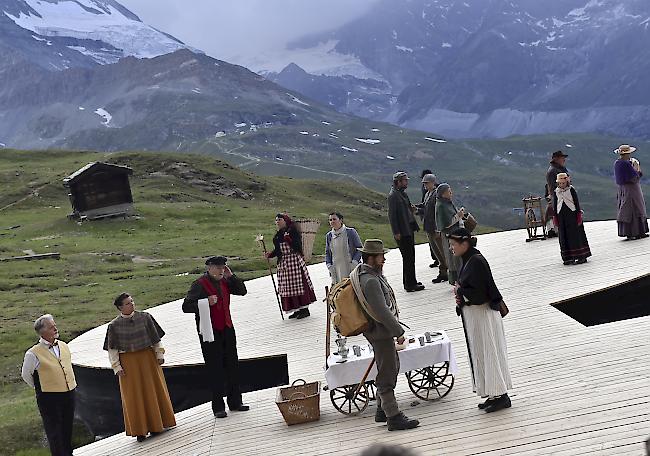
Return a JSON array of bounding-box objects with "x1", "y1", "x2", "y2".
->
[
  {"x1": 182, "y1": 256, "x2": 249, "y2": 418},
  {"x1": 545, "y1": 150, "x2": 569, "y2": 237},
  {"x1": 420, "y1": 173, "x2": 447, "y2": 283},
  {"x1": 419, "y1": 169, "x2": 439, "y2": 269},
  {"x1": 387, "y1": 171, "x2": 424, "y2": 292}
]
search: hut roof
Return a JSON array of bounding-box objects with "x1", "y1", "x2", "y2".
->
[{"x1": 63, "y1": 162, "x2": 133, "y2": 186}]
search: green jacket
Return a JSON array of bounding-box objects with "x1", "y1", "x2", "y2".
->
[{"x1": 435, "y1": 197, "x2": 460, "y2": 233}]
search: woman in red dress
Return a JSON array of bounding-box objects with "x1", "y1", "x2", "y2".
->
[{"x1": 266, "y1": 214, "x2": 317, "y2": 319}]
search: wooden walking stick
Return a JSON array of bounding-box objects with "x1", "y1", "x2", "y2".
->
[
  {"x1": 324, "y1": 286, "x2": 331, "y2": 368},
  {"x1": 354, "y1": 358, "x2": 376, "y2": 398},
  {"x1": 257, "y1": 234, "x2": 284, "y2": 320}
]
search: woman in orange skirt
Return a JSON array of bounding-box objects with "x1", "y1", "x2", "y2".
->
[{"x1": 104, "y1": 293, "x2": 176, "y2": 441}]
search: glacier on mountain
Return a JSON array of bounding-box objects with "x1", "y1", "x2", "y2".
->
[{"x1": 4, "y1": 0, "x2": 189, "y2": 63}]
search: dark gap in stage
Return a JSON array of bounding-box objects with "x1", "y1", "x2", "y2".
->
[{"x1": 551, "y1": 273, "x2": 650, "y2": 326}]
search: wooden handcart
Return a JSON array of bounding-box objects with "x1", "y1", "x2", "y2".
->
[{"x1": 323, "y1": 287, "x2": 457, "y2": 416}]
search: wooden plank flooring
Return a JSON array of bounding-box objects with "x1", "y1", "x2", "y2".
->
[{"x1": 72, "y1": 220, "x2": 650, "y2": 456}]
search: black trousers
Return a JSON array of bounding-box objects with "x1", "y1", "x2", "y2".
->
[
  {"x1": 397, "y1": 235, "x2": 418, "y2": 289},
  {"x1": 200, "y1": 326, "x2": 242, "y2": 412},
  {"x1": 36, "y1": 390, "x2": 75, "y2": 456}
]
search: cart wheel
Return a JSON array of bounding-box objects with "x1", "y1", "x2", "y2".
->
[
  {"x1": 329, "y1": 383, "x2": 370, "y2": 415},
  {"x1": 405, "y1": 362, "x2": 455, "y2": 401},
  {"x1": 525, "y1": 208, "x2": 538, "y2": 239}
]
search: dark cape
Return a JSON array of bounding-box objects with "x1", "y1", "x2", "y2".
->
[
  {"x1": 103, "y1": 311, "x2": 165, "y2": 352},
  {"x1": 268, "y1": 224, "x2": 302, "y2": 260}
]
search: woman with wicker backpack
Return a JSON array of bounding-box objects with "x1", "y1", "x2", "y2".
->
[{"x1": 266, "y1": 213, "x2": 317, "y2": 319}]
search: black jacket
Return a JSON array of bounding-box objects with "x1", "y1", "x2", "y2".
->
[
  {"x1": 457, "y1": 248, "x2": 502, "y2": 308},
  {"x1": 421, "y1": 189, "x2": 438, "y2": 233},
  {"x1": 388, "y1": 186, "x2": 419, "y2": 237},
  {"x1": 545, "y1": 162, "x2": 568, "y2": 201},
  {"x1": 182, "y1": 273, "x2": 247, "y2": 332},
  {"x1": 267, "y1": 225, "x2": 302, "y2": 261}
]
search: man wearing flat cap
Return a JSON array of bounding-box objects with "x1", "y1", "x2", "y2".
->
[
  {"x1": 182, "y1": 256, "x2": 249, "y2": 418},
  {"x1": 388, "y1": 171, "x2": 424, "y2": 292},
  {"x1": 545, "y1": 151, "x2": 569, "y2": 237}
]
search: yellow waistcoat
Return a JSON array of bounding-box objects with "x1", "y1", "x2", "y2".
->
[{"x1": 30, "y1": 341, "x2": 77, "y2": 392}]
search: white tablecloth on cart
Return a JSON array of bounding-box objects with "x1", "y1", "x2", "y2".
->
[{"x1": 325, "y1": 331, "x2": 458, "y2": 389}]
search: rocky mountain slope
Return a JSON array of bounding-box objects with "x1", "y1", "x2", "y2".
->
[{"x1": 259, "y1": 0, "x2": 650, "y2": 139}]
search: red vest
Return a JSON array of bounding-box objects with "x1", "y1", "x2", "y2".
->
[{"x1": 198, "y1": 276, "x2": 233, "y2": 331}]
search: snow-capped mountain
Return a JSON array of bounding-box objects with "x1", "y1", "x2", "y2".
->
[
  {"x1": 258, "y1": 0, "x2": 650, "y2": 139},
  {"x1": 0, "y1": 0, "x2": 191, "y2": 70}
]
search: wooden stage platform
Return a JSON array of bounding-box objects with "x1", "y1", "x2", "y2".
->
[{"x1": 72, "y1": 220, "x2": 650, "y2": 456}]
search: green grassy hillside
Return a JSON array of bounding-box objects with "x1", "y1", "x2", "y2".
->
[
  {"x1": 1, "y1": 148, "x2": 485, "y2": 455},
  {"x1": 195, "y1": 130, "x2": 650, "y2": 229}
]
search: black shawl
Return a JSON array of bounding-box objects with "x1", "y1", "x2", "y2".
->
[{"x1": 457, "y1": 248, "x2": 503, "y2": 310}]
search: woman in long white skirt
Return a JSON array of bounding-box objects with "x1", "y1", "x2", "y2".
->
[{"x1": 449, "y1": 228, "x2": 513, "y2": 413}]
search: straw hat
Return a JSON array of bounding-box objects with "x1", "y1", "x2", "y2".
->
[
  {"x1": 357, "y1": 239, "x2": 389, "y2": 255},
  {"x1": 556, "y1": 172, "x2": 569, "y2": 183},
  {"x1": 614, "y1": 144, "x2": 636, "y2": 155}
]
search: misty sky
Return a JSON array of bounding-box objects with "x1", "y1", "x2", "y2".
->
[{"x1": 119, "y1": 0, "x2": 378, "y2": 62}]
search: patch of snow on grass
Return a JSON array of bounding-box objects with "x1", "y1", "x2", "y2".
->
[
  {"x1": 341, "y1": 146, "x2": 358, "y2": 152},
  {"x1": 424, "y1": 137, "x2": 447, "y2": 143},
  {"x1": 355, "y1": 138, "x2": 381, "y2": 144}
]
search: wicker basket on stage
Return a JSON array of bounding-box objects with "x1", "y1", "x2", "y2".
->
[
  {"x1": 275, "y1": 379, "x2": 321, "y2": 425},
  {"x1": 294, "y1": 218, "x2": 321, "y2": 262}
]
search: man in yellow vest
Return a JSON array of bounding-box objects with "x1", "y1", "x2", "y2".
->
[{"x1": 21, "y1": 314, "x2": 77, "y2": 456}]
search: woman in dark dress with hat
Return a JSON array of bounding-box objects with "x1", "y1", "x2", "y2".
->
[
  {"x1": 614, "y1": 144, "x2": 649, "y2": 240},
  {"x1": 449, "y1": 228, "x2": 512, "y2": 413},
  {"x1": 552, "y1": 173, "x2": 592, "y2": 265},
  {"x1": 266, "y1": 213, "x2": 317, "y2": 319}
]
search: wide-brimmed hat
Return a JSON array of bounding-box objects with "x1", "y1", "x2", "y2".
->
[
  {"x1": 392, "y1": 171, "x2": 408, "y2": 181},
  {"x1": 421, "y1": 173, "x2": 437, "y2": 184},
  {"x1": 552, "y1": 150, "x2": 568, "y2": 159},
  {"x1": 447, "y1": 228, "x2": 473, "y2": 242},
  {"x1": 614, "y1": 144, "x2": 636, "y2": 155},
  {"x1": 357, "y1": 239, "x2": 389, "y2": 255},
  {"x1": 205, "y1": 255, "x2": 227, "y2": 266},
  {"x1": 556, "y1": 172, "x2": 569, "y2": 183}
]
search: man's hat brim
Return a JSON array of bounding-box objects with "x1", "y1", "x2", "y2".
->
[
  {"x1": 357, "y1": 247, "x2": 390, "y2": 254},
  {"x1": 205, "y1": 256, "x2": 227, "y2": 266}
]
